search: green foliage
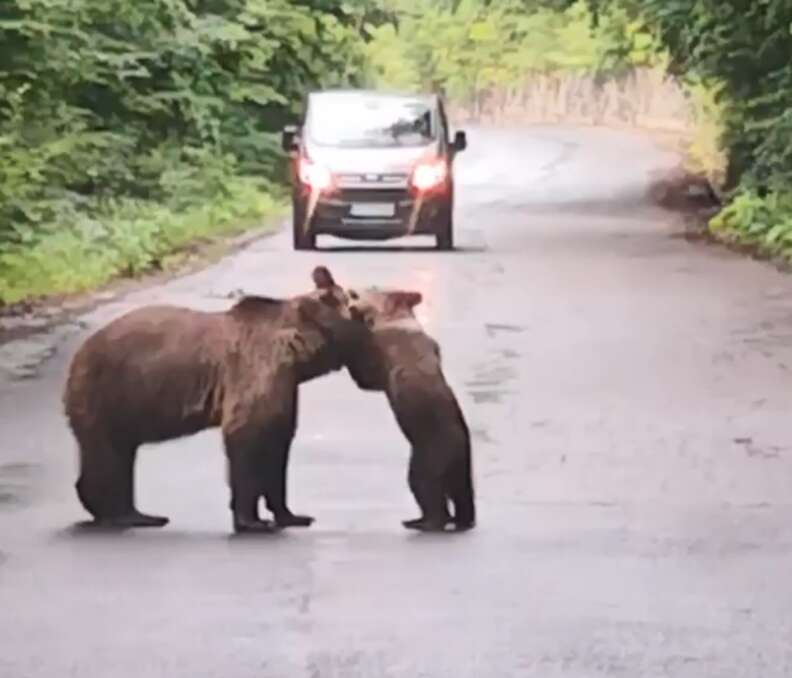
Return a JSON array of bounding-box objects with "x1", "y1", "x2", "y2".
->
[
  {"x1": 583, "y1": 2, "x2": 661, "y2": 76},
  {"x1": 577, "y1": 0, "x2": 792, "y2": 255},
  {"x1": 710, "y1": 190, "x2": 792, "y2": 262},
  {"x1": 0, "y1": 179, "x2": 280, "y2": 303},
  {"x1": 0, "y1": 0, "x2": 370, "y2": 303},
  {"x1": 591, "y1": 0, "x2": 792, "y2": 191},
  {"x1": 362, "y1": 0, "x2": 660, "y2": 105},
  {"x1": 363, "y1": 23, "x2": 420, "y2": 92},
  {"x1": 684, "y1": 77, "x2": 728, "y2": 187},
  {"x1": 0, "y1": 178, "x2": 282, "y2": 304}
]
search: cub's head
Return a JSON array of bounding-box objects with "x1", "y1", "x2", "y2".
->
[
  {"x1": 346, "y1": 287, "x2": 423, "y2": 332},
  {"x1": 340, "y1": 286, "x2": 425, "y2": 390}
]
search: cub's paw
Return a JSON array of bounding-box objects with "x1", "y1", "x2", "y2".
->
[
  {"x1": 233, "y1": 518, "x2": 280, "y2": 535},
  {"x1": 274, "y1": 512, "x2": 315, "y2": 528},
  {"x1": 402, "y1": 517, "x2": 453, "y2": 533},
  {"x1": 452, "y1": 520, "x2": 476, "y2": 532}
]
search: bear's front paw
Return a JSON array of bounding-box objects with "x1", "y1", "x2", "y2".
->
[{"x1": 274, "y1": 512, "x2": 315, "y2": 528}]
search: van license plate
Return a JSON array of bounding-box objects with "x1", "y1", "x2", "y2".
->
[{"x1": 350, "y1": 203, "x2": 395, "y2": 218}]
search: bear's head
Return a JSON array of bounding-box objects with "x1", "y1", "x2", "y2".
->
[
  {"x1": 284, "y1": 266, "x2": 370, "y2": 381},
  {"x1": 341, "y1": 286, "x2": 425, "y2": 390}
]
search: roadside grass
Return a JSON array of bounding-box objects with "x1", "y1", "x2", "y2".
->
[
  {"x1": 684, "y1": 80, "x2": 728, "y2": 192},
  {"x1": 684, "y1": 84, "x2": 792, "y2": 265},
  {"x1": 709, "y1": 190, "x2": 792, "y2": 264},
  {"x1": 0, "y1": 177, "x2": 285, "y2": 306},
  {"x1": 665, "y1": 81, "x2": 792, "y2": 266}
]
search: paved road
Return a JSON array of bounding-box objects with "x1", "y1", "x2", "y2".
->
[{"x1": 2, "y1": 126, "x2": 792, "y2": 677}]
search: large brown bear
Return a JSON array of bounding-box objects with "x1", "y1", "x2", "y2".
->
[
  {"x1": 63, "y1": 267, "x2": 364, "y2": 534},
  {"x1": 345, "y1": 287, "x2": 476, "y2": 532}
]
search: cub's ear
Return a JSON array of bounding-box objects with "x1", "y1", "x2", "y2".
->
[
  {"x1": 312, "y1": 266, "x2": 337, "y2": 290},
  {"x1": 385, "y1": 290, "x2": 422, "y2": 314}
]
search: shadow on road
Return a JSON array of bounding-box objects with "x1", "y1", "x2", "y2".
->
[{"x1": 313, "y1": 244, "x2": 488, "y2": 254}]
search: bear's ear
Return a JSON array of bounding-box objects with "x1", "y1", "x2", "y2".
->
[
  {"x1": 312, "y1": 266, "x2": 337, "y2": 290},
  {"x1": 317, "y1": 287, "x2": 344, "y2": 311},
  {"x1": 295, "y1": 297, "x2": 326, "y2": 325},
  {"x1": 384, "y1": 290, "x2": 422, "y2": 314},
  {"x1": 296, "y1": 297, "x2": 317, "y2": 318}
]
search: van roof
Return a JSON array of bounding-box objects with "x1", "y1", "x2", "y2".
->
[{"x1": 307, "y1": 89, "x2": 438, "y2": 107}]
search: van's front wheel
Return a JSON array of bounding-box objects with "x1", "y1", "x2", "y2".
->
[
  {"x1": 292, "y1": 197, "x2": 316, "y2": 251},
  {"x1": 434, "y1": 204, "x2": 454, "y2": 251}
]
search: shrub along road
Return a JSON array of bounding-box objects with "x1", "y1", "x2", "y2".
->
[{"x1": 1, "y1": 126, "x2": 792, "y2": 677}]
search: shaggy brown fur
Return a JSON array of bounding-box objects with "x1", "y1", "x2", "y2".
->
[
  {"x1": 63, "y1": 267, "x2": 364, "y2": 533},
  {"x1": 346, "y1": 288, "x2": 476, "y2": 532}
]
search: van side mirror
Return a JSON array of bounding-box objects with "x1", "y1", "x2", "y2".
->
[
  {"x1": 452, "y1": 130, "x2": 467, "y2": 152},
  {"x1": 281, "y1": 125, "x2": 299, "y2": 153}
]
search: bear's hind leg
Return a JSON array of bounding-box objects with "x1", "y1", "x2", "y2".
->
[
  {"x1": 447, "y1": 459, "x2": 476, "y2": 532},
  {"x1": 403, "y1": 450, "x2": 453, "y2": 532},
  {"x1": 76, "y1": 438, "x2": 168, "y2": 529}
]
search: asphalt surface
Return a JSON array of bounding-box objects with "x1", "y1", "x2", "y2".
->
[{"x1": 2, "y1": 126, "x2": 792, "y2": 677}]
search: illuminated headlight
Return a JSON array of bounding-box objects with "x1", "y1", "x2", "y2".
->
[
  {"x1": 299, "y1": 159, "x2": 333, "y2": 191},
  {"x1": 411, "y1": 161, "x2": 448, "y2": 192}
]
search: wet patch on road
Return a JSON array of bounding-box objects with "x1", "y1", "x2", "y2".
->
[
  {"x1": 485, "y1": 322, "x2": 526, "y2": 338},
  {"x1": 467, "y1": 322, "x2": 524, "y2": 404},
  {"x1": 0, "y1": 320, "x2": 85, "y2": 381},
  {"x1": 0, "y1": 341, "x2": 57, "y2": 381},
  {"x1": 733, "y1": 438, "x2": 789, "y2": 460},
  {"x1": 306, "y1": 649, "x2": 393, "y2": 678},
  {"x1": 202, "y1": 288, "x2": 246, "y2": 301},
  {"x1": 0, "y1": 462, "x2": 37, "y2": 508},
  {"x1": 470, "y1": 427, "x2": 497, "y2": 445},
  {"x1": 466, "y1": 361, "x2": 518, "y2": 405},
  {"x1": 0, "y1": 303, "x2": 88, "y2": 344}
]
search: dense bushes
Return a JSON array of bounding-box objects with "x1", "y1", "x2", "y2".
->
[
  {"x1": 363, "y1": 1, "x2": 664, "y2": 109},
  {"x1": 365, "y1": 1, "x2": 605, "y2": 104},
  {"x1": 593, "y1": 2, "x2": 786, "y2": 261},
  {"x1": 0, "y1": 0, "x2": 371, "y2": 304},
  {"x1": 0, "y1": 176, "x2": 279, "y2": 303},
  {"x1": 572, "y1": 0, "x2": 792, "y2": 261},
  {"x1": 585, "y1": 0, "x2": 792, "y2": 191}
]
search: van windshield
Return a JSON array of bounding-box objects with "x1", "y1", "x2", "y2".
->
[{"x1": 306, "y1": 96, "x2": 436, "y2": 149}]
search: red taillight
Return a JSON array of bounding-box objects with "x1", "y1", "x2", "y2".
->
[
  {"x1": 411, "y1": 161, "x2": 448, "y2": 192},
  {"x1": 299, "y1": 159, "x2": 333, "y2": 192}
]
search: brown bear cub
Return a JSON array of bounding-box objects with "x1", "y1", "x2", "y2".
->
[
  {"x1": 63, "y1": 267, "x2": 363, "y2": 534},
  {"x1": 346, "y1": 288, "x2": 475, "y2": 532}
]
